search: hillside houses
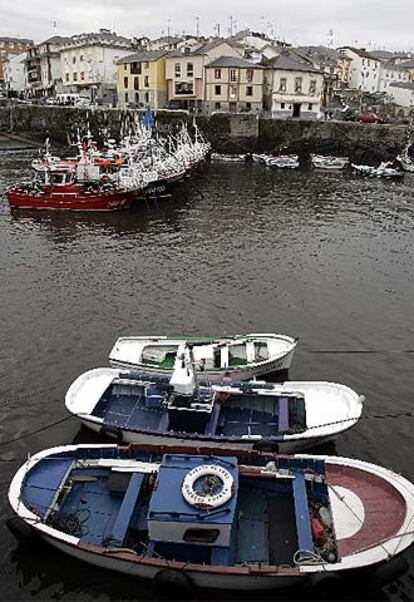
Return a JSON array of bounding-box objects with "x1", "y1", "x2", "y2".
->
[{"x1": 2, "y1": 27, "x2": 412, "y2": 118}]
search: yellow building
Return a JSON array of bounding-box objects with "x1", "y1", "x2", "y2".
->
[{"x1": 117, "y1": 50, "x2": 167, "y2": 109}]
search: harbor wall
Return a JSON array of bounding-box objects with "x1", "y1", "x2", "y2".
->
[{"x1": 0, "y1": 104, "x2": 409, "y2": 162}]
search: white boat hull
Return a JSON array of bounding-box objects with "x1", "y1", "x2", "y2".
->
[
  {"x1": 84, "y1": 417, "x2": 337, "y2": 452},
  {"x1": 109, "y1": 347, "x2": 295, "y2": 381}
]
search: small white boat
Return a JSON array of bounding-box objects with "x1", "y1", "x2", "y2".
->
[
  {"x1": 352, "y1": 162, "x2": 404, "y2": 179},
  {"x1": 311, "y1": 155, "x2": 349, "y2": 170},
  {"x1": 252, "y1": 154, "x2": 299, "y2": 168},
  {"x1": 65, "y1": 358, "x2": 364, "y2": 451},
  {"x1": 397, "y1": 143, "x2": 414, "y2": 173},
  {"x1": 8, "y1": 443, "x2": 414, "y2": 593},
  {"x1": 210, "y1": 153, "x2": 246, "y2": 162},
  {"x1": 109, "y1": 333, "x2": 298, "y2": 380}
]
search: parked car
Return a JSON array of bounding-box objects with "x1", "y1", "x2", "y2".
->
[
  {"x1": 342, "y1": 108, "x2": 358, "y2": 121},
  {"x1": 356, "y1": 112, "x2": 386, "y2": 124}
]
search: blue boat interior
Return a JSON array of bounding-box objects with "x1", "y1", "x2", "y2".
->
[
  {"x1": 19, "y1": 447, "x2": 336, "y2": 568},
  {"x1": 91, "y1": 378, "x2": 306, "y2": 441}
]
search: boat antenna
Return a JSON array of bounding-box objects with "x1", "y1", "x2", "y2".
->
[{"x1": 187, "y1": 343, "x2": 200, "y2": 398}]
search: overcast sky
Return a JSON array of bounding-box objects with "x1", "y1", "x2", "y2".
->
[{"x1": 1, "y1": 0, "x2": 413, "y2": 51}]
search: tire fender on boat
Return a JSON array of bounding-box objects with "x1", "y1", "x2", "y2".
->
[
  {"x1": 252, "y1": 439, "x2": 280, "y2": 453},
  {"x1": 182, "y1": 464, "x2": 234, "y2": 508},
  {"x1": 100, "y1": 425, "x2": 122, "y2": 441},
  {"x1": 372, "y1": 556, "x2": 409, "y2": 587},
  {"x1": 153, "y1": 568, "x2": 194, "y2": 598},
  {"x1": 6, "y1": 517, "x2": 35, "y2": 541},
  {"x1": 307, "y1": 571, "x2": 342, "y2": 596}
]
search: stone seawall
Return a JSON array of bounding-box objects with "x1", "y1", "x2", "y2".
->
[{"x1": 0, "y1": 104, "x2": 409, "y2": 162}]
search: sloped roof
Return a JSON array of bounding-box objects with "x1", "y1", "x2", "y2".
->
[
  {"x1": 389, "y1": 81, "x2": 414, "y2": 90},
  {"x1": 206, "y1": 55, "x2": 262, "y2": 68},
  {"x1": 269, "y1": 54, "x2": 322, "y2": 73},
  {"x1": 41, "y1": 36, "x2": 72, "y2": 45},
  {"x1": 338, "y1": 46, "x2": 379, "y2": 61},
  {"x1": 167, "y1": 38, "x2": 230, "y2": 57},
  {"x1": 116, "y1": 50, "x2": 167, "y2": 64},
  {"x1": 399, "y1": 59, "x2": 414, "y2": 68}
]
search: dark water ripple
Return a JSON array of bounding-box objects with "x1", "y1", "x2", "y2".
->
[{"x1": 0, "y1": 152, "x2": 414, "y2": 600}]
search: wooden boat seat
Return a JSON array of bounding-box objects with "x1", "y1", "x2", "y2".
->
[
  {"x1": 108, "y1": 472, "x2": 145, "y2": 546},
  {"x1": 292, "y1": 472, "x2": 314, "y2": 559}
]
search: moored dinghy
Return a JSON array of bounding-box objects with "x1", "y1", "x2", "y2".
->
[
  {"x1": 311, "y1": 154, "x2": 349, "y2": 170},
  {"x1": 8, "y1": 443, "x2": 414, "y2": 592},
  {"x1": 108, "y1": 333, "x2": 298, "y2": 380},
  {"x1": 65, "y1": 354, "x2": 364, "y2": 451}
]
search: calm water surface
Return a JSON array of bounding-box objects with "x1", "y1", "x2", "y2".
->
[{"x1": 0, "y1": 152, "x2": 414, "y2": 600}]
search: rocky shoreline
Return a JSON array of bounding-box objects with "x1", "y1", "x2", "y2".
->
[{"x1": 0, "y1": 104, "x2": 410, "y2": 163}]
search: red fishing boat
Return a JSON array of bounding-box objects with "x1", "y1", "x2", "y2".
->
[{"x1": 6, "y1": 167, "x2": 135, "y2": 212}]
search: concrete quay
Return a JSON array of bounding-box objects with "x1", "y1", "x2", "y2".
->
[{"x1": 0, "y1": 104, "x2": 410, "y2": 162}]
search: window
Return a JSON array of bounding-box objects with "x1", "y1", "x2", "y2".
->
[
  {"x1": 230, "y1": 69, "x2": 237, "y2": 82},
  {"x1": 131, "y1": 62, "x2": 141, "y2": 74},
  {"x1": 72, "y1": 56, "x2": 76, "y2": 64},
  {"x1": 124, "y1": 64, "x2": 127, "y2": 71},
  {"x1": 143, "y1": 61, "x2": 149, "y2": 69},
  {"x1": 246, "y1": 86, "x2": 253, "y2": 97},
  {"x1": 183, "y1": 529, "x2": 219, "y2": 544},
  {"x1": 187, "y1": 62, "x2": 193, "y2": 76},
  {"x1": 246, "y1": 102, "x2": 251, "y2": 110},
  {"x1": 309, "y1": 80, "x2": 316, "y2": 95},
  {"x1": 125, "y1": 92, "x2": 128, "y2": 102},
  {"x1": 65, "y1": 73, "x2": 69, "y2": 82},
  {"x1": 229, "y1": 84, "x2": 237, "y2": 99},
  {"x1": 175, "y1": 81, "x2": 194, "y2": 95},
  {"x1": 73, "y1": 72, "x2": 77, "y2": 81},
  {"x1": 144, "y1": 75, "x2": 149, "y2": 88},
  {"x1": 279, "y1": 77, "x2": 286, "y2": 92},
  {"x1": 362, "y1": 59, "x2": 365, "y2": 66},
  {"x1": 135, "y1": 92, "x2": 139, "y2": 103},
  {"x1": 134, "y1": 77, "x2": 139, "y2": 90},
  {"x1": 308, "y1": 103, "x2": 313, "y2": 110},
  {"x1": 144, "y1": 92, "x2": 149, "y2": 102},
  {"x1": 175, "y1": 63, "x2": 181, "y2": 77},
  {"x1": 246, "y1": 68, "x2": 253, "y2": 83},
  {"x1": 215, "y1": 84, "x2": 221, "y2": 95},
  {"x1": 124, "y1": 76, "x2": 128, "y2": 88},
  {"x1": 295, "y1": 77, "x2": 302, "y2": 93},
  {"x1": 214, "y1": 68, "x2": 221, "y2": 79},
  {"x1": 80, "y1": 71, "x2": 85, "y2": 80},
  {"x1": 80, "y1": 54, "x2": 84, "y2": 62},
  {"x1": 281, "y1": 102, "x2": 285, "y2": 109},
  {"x1": 215, "y1": 102, "x2": 221, "y2": 109}
]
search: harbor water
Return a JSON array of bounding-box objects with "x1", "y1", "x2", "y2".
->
[{"x1": 0, "y1": 151, "x2": 414, "y2": 600}]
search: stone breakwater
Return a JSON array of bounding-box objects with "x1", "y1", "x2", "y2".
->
[{"x1": 0, "y1": 104, "x2": 409, "y2": 162}]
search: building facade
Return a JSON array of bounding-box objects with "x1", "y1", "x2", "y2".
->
[
  {"x1": 379, "y1": 60, "x2": 410, "y2": 94},
  {"x1": 60, "y1": 29, "x2": 133, "y2": 104},
  {"x1": 204, "y1": 56, "x2": 264, "y2": 114},
  {"x1": 388, "y1": 82, "x2": 414, "y2": 114},
  {"x1": 117, "y1": 50, "x2": 167, "y2": 109},
  {"x1": 165, "y1": 39, "x2": 241, "y2": 110},
  {"x1": 3, "y1": 52, "x2": 26, "y2": 93},
  {"x1": 338, "y1": 47, "x2": 381, "y2": 92},
  {"x1": 267, "y1": 55, "x2": 324, "y2": 119},
  {"x1": 0, "y1": 37, "x2": 33, "y2": 83}
]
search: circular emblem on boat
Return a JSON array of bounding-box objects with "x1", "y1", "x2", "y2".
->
[{"x1": 182, "y1": 464, "x2": 234, "y2": 509}]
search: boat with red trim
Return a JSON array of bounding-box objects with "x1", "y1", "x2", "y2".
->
[
  {"x1": 6, "y1": 167, "x2": 135, "y2": 212},
  {"x1": 8, "y1": 443, "x2": 414, "y2": 592}
]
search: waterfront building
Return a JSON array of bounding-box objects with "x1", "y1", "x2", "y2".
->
[
  {"x1": 378, "y1": 59, "x2": 410, "y2": 94},
  {"x1": 116, "y1": 50, "x2": 167, "y2": 109},
  {"x1": 24, "y1": 36, "x2": 72, "y2": 98},
  {"x1": 60, "y1": 29, "x2": 133, "y2": 104},
  {"x1": 265, "y1": 54, "x2": 324, "y2": 119},
  {"x1": 399, "y1": 59, "x2": 414, "y2": 81},
  {"x1": 165, "y1": 39, "x2": 241, "y2": 110},
  {"x1": 0, "y1": 36, "x2": 33, "y2": 83},
  {"x1": 3, "y1": 52, "x2": 26, "y2": 93},
  {"x1": 204, "y1": 56, "x2": 264, "y2": 114},
  {"x1": 388, "y1": 81, "x2": 414, "y2": 115},
  {"x1": 336, "y1": 50, "x2": 353, "y2": 87},
  {"x1": 337, "y1": 47, "x2": 381, "y2": 92}
]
